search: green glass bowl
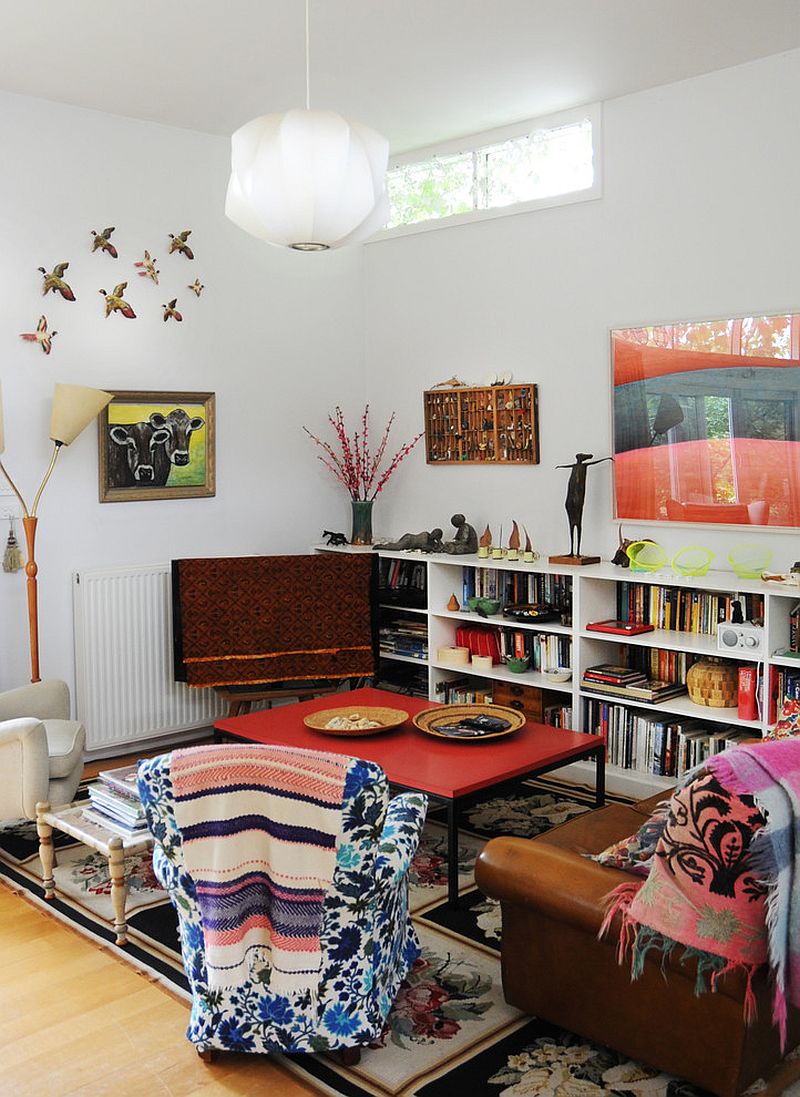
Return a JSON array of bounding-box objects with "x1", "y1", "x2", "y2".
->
[
  {"x1": 467, "y1": 596, "x2": 502, "y2": 615},
  {"x1": 505, "y1": 656, "x2": 530, "y2": 673}
]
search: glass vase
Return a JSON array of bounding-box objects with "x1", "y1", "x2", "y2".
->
[{"x1": 350, "y1": 499, "x2": 374, "y2": 546}]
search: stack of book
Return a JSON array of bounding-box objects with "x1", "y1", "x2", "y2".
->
[
  {"x1": 83, "y1": 763, "x2": 148, "y2": 839},
  {"x1": 581, "y1": 663, "x2": 686, "y2": 704},
  {"x1": 379, "y1": 618, "x2": 429, "y2": 660}
]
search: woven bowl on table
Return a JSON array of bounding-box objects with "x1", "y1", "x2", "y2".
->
[{"x1": 303, "y1": 706, "x2": 409, "y2": 736}]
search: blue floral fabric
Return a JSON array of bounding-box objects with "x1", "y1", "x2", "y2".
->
[{"x1": 137, "y1": 751, "x2": 427, "y2": 1056}]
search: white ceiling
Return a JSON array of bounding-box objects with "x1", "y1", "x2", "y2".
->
[{"x1": 1, "y1": 1, "x2": 798, "y2": 153}]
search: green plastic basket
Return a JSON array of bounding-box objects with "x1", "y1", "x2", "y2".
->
[
  {"x1": 727, "y1": 543, "x2": 773, "y2": 580},
  {"x1": 626, "y1": 540, "x2": 668, "y2": 572},
  {"x1": 672, "y1": 546, "x2": 715, "y2": 577}
]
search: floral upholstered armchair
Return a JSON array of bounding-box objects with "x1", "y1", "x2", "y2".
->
[{"x1": 137, "y1": 744, "x2": 427, "y2": 1059}]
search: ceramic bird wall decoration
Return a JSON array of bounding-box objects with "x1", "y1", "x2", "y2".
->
[
  {"x1": 38, "y1": 262, "x2": 76, "y2": 301},
  {"x1": 134, "y1": 250, "x2": 160, "y2": 284},
  {"x1": 162, "y1": 298, "x2": 182, "y2": 322},
  {"x1": 187, "y1": 278, "x2": 204, "y2": 297},
  {"x1": 168, "y1": 230, "x2": 194, "y2": 259},
  {"x1": 90, "y1": 227, "x2": 118, "y2": 258},
  {"x1": 20, "y1": 315, "x2": 57, "y2": 355},
  {"x1": 99, "y1": 282, "x2": 136, "y2": 319}
]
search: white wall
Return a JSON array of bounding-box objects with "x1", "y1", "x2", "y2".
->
[
  {"x1": 0, "y1": 90, "x2": 365, "y2": 691},
  {"x1": 362, "y1": 50, "x2": 800, "y2": 576}
]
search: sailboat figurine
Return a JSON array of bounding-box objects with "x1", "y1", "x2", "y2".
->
[
  {"x1": 478, "y1": 524, "x2": 492, "y2": 559},
  {"x1": 492, "y1": 524, "x2": 504, "y2": 559},
  {"x1": 507, "y1": 520, "x2": 520, "y2": 561},
  {"x1": 523, "y1": 525, "x2": 539, "y2": 562}
]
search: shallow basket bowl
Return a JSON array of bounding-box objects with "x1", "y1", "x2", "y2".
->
[
  {"x1": 728, "y1": 543, "x2": 773, "y2": 580},
  {"x1": 304, "y1": 706, "x2": 409, "y2": 736},
  {"x1": 543, "y1": 667, "x2": 572, "y2": 683}
]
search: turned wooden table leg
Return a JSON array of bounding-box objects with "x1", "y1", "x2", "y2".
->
[
  {"x1": 108, "y1": 837, "x2": 129, "y2": 945},
  {"x1": 35, "y1": 802, "x2": 55, "y2": 900}
]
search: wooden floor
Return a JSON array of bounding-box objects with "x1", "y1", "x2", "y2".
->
[{"x1": 0, "y1": 746, "x2": 320, "y2": 1096}]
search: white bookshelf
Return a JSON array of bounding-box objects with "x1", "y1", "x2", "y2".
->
[{"x1": 316, "y1": 545, "x2": 799, "y2": 796}]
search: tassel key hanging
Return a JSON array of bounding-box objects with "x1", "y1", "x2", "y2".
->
[{"x1": 3, "y1": 518, "x2": 23, "y2": 573}]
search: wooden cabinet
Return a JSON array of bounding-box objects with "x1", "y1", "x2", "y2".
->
[{"x1": 423, "y1": 383, "x2": 539, "y2": 464}]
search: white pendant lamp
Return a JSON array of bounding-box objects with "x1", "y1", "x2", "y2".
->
[{"x1": 225, "y1": 1, "x2": 389, "y2": 251}]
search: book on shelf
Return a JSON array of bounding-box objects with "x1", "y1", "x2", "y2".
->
[
  {"x1": 581, "y1": 677, "x2": 687, "y2": 703},
  {"x1": 87, "y1": 783, "x2": 146, "y2": 826},
  {"x1": 82, "y1": 806, "x2": 150, "y2": 840},
  {"x1": 583, "y1": 664, "x2": 648, "y2": 685}
]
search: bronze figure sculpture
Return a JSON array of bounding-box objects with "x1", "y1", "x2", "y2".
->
[
  {"x1": 443, "y1": 514, "x2": 478, "y2": 555},
  {"x1": 551, "y1": 453, "x2": 612, "y2": 564}
]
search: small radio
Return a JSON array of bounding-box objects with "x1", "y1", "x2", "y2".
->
[{"x1": 717, "y1": 622, "x2": 763, "y2": 652}]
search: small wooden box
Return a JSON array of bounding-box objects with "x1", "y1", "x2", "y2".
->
[
  {"x1": 491, "y1": 680, "x2": 544, "y2": 722},
  {"x1": 423, "y1": 383, "x2": 539, "y2": 464}
]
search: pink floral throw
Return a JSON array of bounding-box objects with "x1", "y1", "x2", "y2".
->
[
  {"x1": 710, "y1": 738, "x2": 800, "y2": 1048},
  {"x1": 602, "y1": 771, "x2": 767, "y2": 1019}
]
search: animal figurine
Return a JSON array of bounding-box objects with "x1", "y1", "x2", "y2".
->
[
  {"x1": 431, "y1": 376, "x2": 467, "y2": 388},
  {"x1": 134, "y1": 250, "x2": 160, "y2": 284},
  {"x1": 99, "y1": 282, "x2": 136, "y2": 319},
  {"x1": 38, "y1": 262, "x2": 76, "y2": 301},
  {"x1": 322, "y1": 530, "x2": 348, "y2": 546},
  {"x1": 168, "y1": 229, "x2": 194, "y2": 259},
  {"x1": 162, "y1": 298, "x2": 182, "y2": 322},
  {"x1": 187, "y1": 278, "x2": 204, "y2": 297},
  {"x1": 90, "y1": 227, "x2": 118, "y2": 258},
  {"x1": 19, "y1": 315, "x2": 57, "y2": 355},
  {"x1": 611, "y1": 526, "x2": 655, "y2": 568}
]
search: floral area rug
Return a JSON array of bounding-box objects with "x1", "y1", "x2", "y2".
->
[{"x1": 0, "y1": 774, "x2": 740, "y2": 1097}]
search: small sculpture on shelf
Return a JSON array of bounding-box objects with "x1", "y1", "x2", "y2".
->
[
  {"x1": 550, "y1": 453, "x2": 613, "y2": 565},
  {"x1": 376, "y1": 528, "x2": 443, "y2": 553},
  {"x1": 447, "y1": 593, "x2": 460, "y2": 611},
  {"x1": 507, "y1": 520, "x2": 520, "y2": 561},
  {"x1": 322, "y1": 530, "x2": 348, "y2": 546},
  {"x1": 478, "y1": 525, "x2": 492, "y2": 558},
  {"x1": 443, "y1": 514, "x2": 479, "y2": 555}
]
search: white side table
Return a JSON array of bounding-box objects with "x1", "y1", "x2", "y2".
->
[{"x1": 35, "y1": 800, "x2": 154, "y2": 945}]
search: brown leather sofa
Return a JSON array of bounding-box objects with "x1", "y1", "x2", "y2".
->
[{"x1": 475, "y1": 791, "x2": 800, "y2": 1097}]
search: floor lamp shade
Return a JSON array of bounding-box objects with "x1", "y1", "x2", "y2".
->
[
  {"x1": 225, "y1": 109, "x2": 390, "y2": 250},
  {"x1": 50, "y1": 384, "x2": 113, "y2": 446}
]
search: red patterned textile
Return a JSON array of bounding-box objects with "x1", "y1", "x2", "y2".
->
[{"x1": 172, "y1": 554, "x2": 377, "y2": 687}]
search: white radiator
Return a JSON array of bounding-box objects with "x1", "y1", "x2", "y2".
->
[{"x1": 73, "y1": 563, "x2": 227, "y2": 751}]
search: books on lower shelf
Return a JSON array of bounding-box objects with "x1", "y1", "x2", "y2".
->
[
  {"x1": 379, "y1": 618, "x2": 429, "y2": 659},
  {"x1": 84, "y1": 762, "x2": 148, "y2": 836},
  {"x1": 583, "y1": 697, "x2": 750, "y2": 778},
  {"x1": 581, "y1": 664, "x2": 686, "y2": 704},
  {"x1": 81, "y1": 807, "x2": 149, "y2": 840}
]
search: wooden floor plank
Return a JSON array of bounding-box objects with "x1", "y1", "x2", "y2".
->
[{"x1": 0, "y1": 885, "x2": 318, "y2": 1096}]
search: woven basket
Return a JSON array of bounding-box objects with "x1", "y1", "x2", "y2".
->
[{"x1": 686, "y1": 657, "x2": 738, "y2": 708}]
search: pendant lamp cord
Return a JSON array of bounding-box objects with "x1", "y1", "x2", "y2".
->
[{"x1": 305, "y1": 0, "x2": 311, "y2": 110}]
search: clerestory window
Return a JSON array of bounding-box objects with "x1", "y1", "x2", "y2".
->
[{"x1": 376, "y1": 104, "x2": 601, "y2": 239}]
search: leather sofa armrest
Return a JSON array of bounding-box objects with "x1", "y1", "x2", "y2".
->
[{"x1": 475, "y1": 835, "x2": 633, "y2": 936}]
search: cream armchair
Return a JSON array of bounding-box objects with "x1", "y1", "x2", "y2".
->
[{"x1": 0, "y1": 680, "x2": 86, "y2": 819}]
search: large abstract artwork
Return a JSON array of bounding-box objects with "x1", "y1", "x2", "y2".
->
[{"x1": 612, "y1": 313, "x2": 800, "y2": 527}]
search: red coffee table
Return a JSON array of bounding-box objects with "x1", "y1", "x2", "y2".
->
[{"x1": 214, "y1": 686, "x2": 605, "y2": 906}]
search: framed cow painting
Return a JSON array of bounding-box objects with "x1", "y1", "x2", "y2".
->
[{"x1": 98, "y1": 390, "x2": 215, "y2": 503}]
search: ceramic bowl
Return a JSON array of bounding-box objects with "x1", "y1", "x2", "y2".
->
[
  {"x1": 467, "y1": 596, "x2": 502, "y2": 615},
  {"x1": 506, "y1": 655, "x2": 530, "y2": 673},
  {"x1": 543, "y1": 667, "x2": 572, "y2": 683}
]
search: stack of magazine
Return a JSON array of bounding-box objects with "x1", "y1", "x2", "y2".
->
[
  {"x1": 83, "y1": 763, "x2": 148, "y2": 839},
  {"x1": 581, "y1": 663, "x2": 686, "y2": 704}
]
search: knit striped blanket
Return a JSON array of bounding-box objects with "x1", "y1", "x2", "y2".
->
[{"x1": 171, "y1": 744, "x2": 350, "y2": 995}]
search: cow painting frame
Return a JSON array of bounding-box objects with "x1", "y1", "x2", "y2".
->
[{"x1": 98, "y1": 390, "x2": 215, "y2": 503}]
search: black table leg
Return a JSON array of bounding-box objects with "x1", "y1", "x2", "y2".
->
[
  {"x1": 447, "y1": 799, "x2": 459, "y2": 907},
  {"x1": 594, "y1": 744, "x2": 606, "y2": 807}
]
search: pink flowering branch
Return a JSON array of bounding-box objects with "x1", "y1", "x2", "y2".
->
[{"x1": 304, "y1": 406, "x2": 423, "y2": 501}]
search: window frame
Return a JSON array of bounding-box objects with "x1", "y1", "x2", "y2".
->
[{"x1": 370, "y1": 103, "x2": 603, "y2": 243}]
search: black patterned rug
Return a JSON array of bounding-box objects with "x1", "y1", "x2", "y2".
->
[{"x1": 0, "y1": 776, "x2": 721, "y2": 1097}]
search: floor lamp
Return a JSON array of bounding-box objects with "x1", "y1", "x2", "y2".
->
[{"x1": 0, "y1": 383, "x2": 113, "y2": 683}]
